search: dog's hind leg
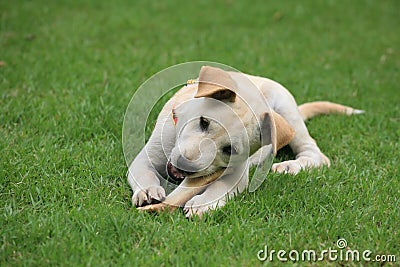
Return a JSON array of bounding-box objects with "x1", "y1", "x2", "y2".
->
[{"x1": 264, "y1": 85, "x2": 330, "y2": 174}]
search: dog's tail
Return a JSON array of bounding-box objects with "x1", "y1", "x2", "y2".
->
[{"x1": 298, "y1": 101, "x2": 364, "y2": 121}]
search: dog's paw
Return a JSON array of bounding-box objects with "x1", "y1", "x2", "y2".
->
[
  {"x1": 272, "y1": 154, "x2": 330, "y2": 175},
  {"x1": 132, "y1": 185, "x2": 166, "y2": 207},
  {"x1": 272, "y1": 160, "x2": 302, "y2": 174},
  {"x1": 183, "y1": 196, "x2": 211, "y2": 219},
  {"x1": 183, "y1": 205, "x2": 208, "y2": 219},
  {"x1": 183, "y1": 195, "x2": 224, "y2": 219}
]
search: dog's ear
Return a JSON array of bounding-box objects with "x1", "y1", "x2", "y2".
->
[
  {"x1": 195, "y1": 66, "x2": 236, "y2": 102},
  {"x1": 260, "y1": 111, "x2": 295, "y2": 155}
]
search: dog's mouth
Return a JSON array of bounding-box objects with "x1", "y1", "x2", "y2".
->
[
  {"x1": 166, "y1": 161, "x2": 225, "y2": 184},
  {"x1": 167, "y1": 162, "x2": 185, "y2": 182},
  {"x1": 167, "y1": 161, "x2": 188, "y2": 182}
]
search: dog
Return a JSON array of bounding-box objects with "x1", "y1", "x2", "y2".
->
[{"x1": 127, "y1": 66, "x2": 363, "y2": 218}]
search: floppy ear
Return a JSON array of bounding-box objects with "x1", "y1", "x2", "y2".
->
[
  {"x1": 195, "y1": 66, "x2": 236, "y2": 102},
  {"x1": 260, "y1": 111, "x2": 295, "y2": 155}
]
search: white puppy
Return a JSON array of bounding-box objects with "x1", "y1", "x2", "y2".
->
[{"x1": 127, "y1": 66, "x2": 363, "y2": 217}]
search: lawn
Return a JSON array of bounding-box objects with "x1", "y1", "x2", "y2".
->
[{"x1": 1, "y1": 0, "x2": 399, "y2": 266}]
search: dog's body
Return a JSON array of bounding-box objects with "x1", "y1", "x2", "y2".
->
[{"x1": 128, "y1": 66, "x2": 362, "y2": 217}]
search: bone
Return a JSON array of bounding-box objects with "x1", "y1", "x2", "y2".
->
[{"x1": 137, "y1": 169, "x2": 224, "y2": 213}]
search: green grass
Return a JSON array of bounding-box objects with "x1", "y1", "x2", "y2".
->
[{"x1": 1, "y1": 0, "x2": 399, "y2": 266}]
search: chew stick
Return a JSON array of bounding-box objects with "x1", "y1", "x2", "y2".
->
[{"x1": 137, "y1": 169, "x2": 224, "y2": 212}]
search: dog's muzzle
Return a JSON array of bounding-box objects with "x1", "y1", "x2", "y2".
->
[{"x1": 167, "y1": 161, "x2": 195, "y2": 183}]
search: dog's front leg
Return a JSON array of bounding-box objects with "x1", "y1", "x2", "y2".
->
[
  {"x1": 183, "y1": 165, "x2": 249, "y2": 218},
  {"x1": 128, "y1": 147, "x2": 167, "y2": 206},
  {"x1": 128, "y1": 114, "x2": 176, "y2": 207}
]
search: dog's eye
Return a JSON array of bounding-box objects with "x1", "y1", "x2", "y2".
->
[
  {"x1": 199, "y1": 116, "x2": 209, "y2": 131},
  {"x1": 222, "y1": 145, "x2": 237, "y2": 155}
]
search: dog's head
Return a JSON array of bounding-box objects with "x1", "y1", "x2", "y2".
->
[{"x1": 167, "y1": 66, "x2": 294, "y2": 182}]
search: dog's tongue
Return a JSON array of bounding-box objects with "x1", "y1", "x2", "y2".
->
[{"x1": 167, "y1": 162, "x2": 185, "y2": 181}]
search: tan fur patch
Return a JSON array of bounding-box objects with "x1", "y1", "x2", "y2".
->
[{"x1": 272, "y1": 111, "x2": 295, "y2": 152}]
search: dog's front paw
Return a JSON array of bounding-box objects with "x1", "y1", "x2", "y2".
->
[
  {"x1": 183, "y1": 202, "x2": 210, "y2": 219},
  {"x1": 183, "y1": 195, "x2": 224, "y2": 219},
  {"x1": 272, "y1": 160, "x2": 302, "y2": 174},
  {"x1": 132, "y1": 185, "x2": 166, "y2": 207}
]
